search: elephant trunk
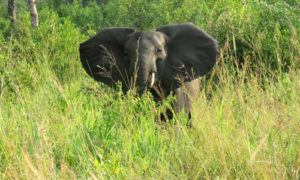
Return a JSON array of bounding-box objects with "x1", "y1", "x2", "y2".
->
[
  {"x1": 136, "y1": 67, "x2": 148, "y2": 95},
  {"x1": 130, "y1": 54, "x2": 156, "y2": 95}
]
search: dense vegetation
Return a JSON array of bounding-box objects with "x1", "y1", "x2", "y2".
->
[{"x1": 0, "y1": 0, "x2": 299, "y2": 179}]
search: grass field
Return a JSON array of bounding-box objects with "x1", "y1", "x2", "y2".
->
[{"x1": 0, "y1": 0, "x2": 299, "y2": 179}]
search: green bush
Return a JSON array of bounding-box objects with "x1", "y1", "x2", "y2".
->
[
  {"x1": 11, "y1": 0, "x2": 295, "y2": 72},
  {"x1": 56, "y1": 0, "x2": 103, "y2": 33},
  {"x1": 93, "y1": 0, "x2": 299, "y2": 71}
]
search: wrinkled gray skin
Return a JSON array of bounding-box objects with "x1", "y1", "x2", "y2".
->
[{"x1": 80, "y1": 23, "x2": 219, "y2": 120}]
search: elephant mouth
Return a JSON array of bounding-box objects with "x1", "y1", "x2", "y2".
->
[{"x1": 136, "y1": 72, "x2": 156, "y2": 95}]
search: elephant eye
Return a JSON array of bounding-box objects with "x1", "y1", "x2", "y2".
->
[{"x1": 156, "y1": 48, "x2": 162, "y2": 53}]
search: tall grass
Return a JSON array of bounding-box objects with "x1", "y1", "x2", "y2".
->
[{"x1": 0, "y1": 0, "x2": 299, "y2": 179}]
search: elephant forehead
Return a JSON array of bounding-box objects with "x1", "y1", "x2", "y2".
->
[
  {"x1": 141, "y1": 31, "x2": 166, "y2": 46},
  {"x1": 125, "y1": 31, "x2": 166, "y2": 53}
]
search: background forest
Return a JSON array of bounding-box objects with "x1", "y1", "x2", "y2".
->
[{"x1": 0, "y1": 0, "x2": 299, "y2": 179}]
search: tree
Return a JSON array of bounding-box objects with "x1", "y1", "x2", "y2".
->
[
  {"x1": 28, "y1": 0, "x2": 38, "y2": 28},
  {"x1": 8, "y1": 0, "x2": 16, "y2": 22}
]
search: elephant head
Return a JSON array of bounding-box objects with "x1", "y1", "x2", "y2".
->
[{"x1": 79, "y1": 22, "x2": 219, "y2": 97}]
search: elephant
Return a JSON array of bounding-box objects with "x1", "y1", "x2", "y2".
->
[{"x1": 79, "y1": 22, "x2": 219, "y2": 121}]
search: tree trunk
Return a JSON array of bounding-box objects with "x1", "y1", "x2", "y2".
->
[
  {"x1": 28, "y1": 0, "x2": 38, "y2": 28},
  {"x1": 8, "y1": 0, "x2": 16, "y2": 23}
]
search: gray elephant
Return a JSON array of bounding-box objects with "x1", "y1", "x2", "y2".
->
[{"x1": 79, "y1": 23, "x2": 219, "y2": 121}]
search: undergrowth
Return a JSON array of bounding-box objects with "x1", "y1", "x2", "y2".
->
[{"x1": 0, "y1": 0, "x2": 299, "y2": 179}]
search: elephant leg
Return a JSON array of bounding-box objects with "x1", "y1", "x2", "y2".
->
[
  {"x1": 174, "y1": 78, "x2": 200, "y2": 122},
  {"x1": 151, "y1": 79, "x2": 200, "y2": 122}
]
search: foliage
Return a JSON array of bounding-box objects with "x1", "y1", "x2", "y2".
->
[
  {"x1": 0, "y1": 0, "x2": 299, "y2": 179},
  {"x1": 49, "y1": 0, "x2": 299, "y2": 71}
]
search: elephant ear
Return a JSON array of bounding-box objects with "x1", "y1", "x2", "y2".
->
[
  {"x1": 156, "y1": 22, "x2": 219, "y2": 89},
  {"x1": 79, "y1": 27, "x2": 136, "y2": 89}
]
